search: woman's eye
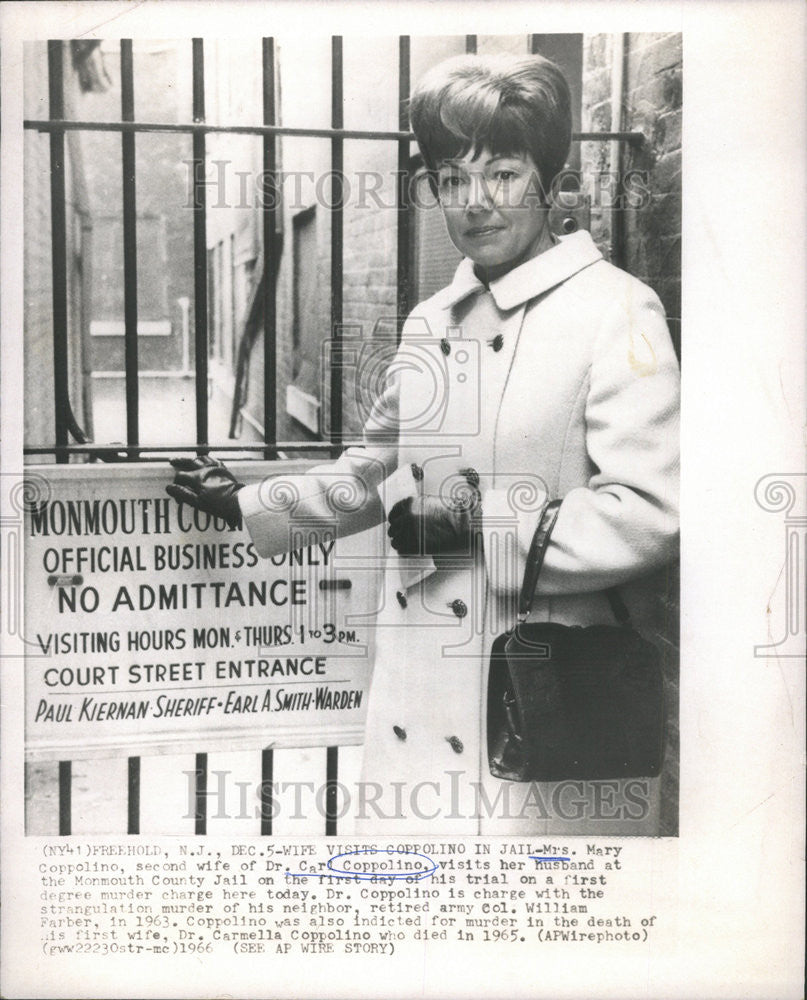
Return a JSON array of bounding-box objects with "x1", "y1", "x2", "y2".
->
[
  {"x1": 494, "y1": 169, "x2": 518, "y2": 182},
  {"x1": 439, "y1": 175, "x2": 462, "y2": 189}
]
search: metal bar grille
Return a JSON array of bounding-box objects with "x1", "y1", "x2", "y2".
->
[
  {"x1": 26, "y1": 119, "x2": 416, "y2": 140},
  {"x1": 127, "y1": 756, "x2": 141, "y2": 834},
  {"x1": 120, "y1": 39, "x2": 139, "y2": 453},
  {"x1": 396, "y1": 36, "x2": 411, "y2": 343},
  {"x1": 25, "y1": 118, "x2": 645, "y2": 146},
  {"x1": 329, "y1": 36, "x2": 344, "y2": 458},
  {"x1": 47, "y1": 41, "x2": 69, "y2": 462},
  {"x1": 324, "y1": 39, "x2": 345, "y2": 805},
  {"x1": 194, "y1": 751, "x2": 208, "y2": 835},
  {"x1": 260, "y1": 748, "x2": 274, "y2": 836},
  {"x1": 58, "y1": 760, "x2": 71, "y2": 835},
  {"x1": 192, "y1": 39, "x2": 209, "y2": 448},
  {"x1": 325, "y1": 747, "x2": 339, "y2": 836},
  {"x1": 24, "y1": 441, "x2": 367, "y2": 457},
  {"x1": 262, "y1": 38, "x2": 278, "y2": 453}
]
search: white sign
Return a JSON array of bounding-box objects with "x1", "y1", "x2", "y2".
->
[{"x1": 24, "y1": 463, "x2": 379, "y2": 759}]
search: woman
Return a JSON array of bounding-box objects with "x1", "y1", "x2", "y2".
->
[{"x1": 168, "y1": 53, "x2": 680, "y2": 835}]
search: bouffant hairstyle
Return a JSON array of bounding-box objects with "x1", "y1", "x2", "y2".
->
[{"x1": 409, "y1": 53, "x2": 572, "y2": 200}]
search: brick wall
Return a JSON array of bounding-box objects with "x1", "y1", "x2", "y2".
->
[
  {"x1": 581, "y1": 32, "x2": 682, "y2": 358},
  {"x1": 621, "y1": 34, "x2": 681, "y2": 835},
  {"x1": 624, "y1": 33, "x2": 682, "y2": 358},
  {"x1": 581, "y1": 32, "x2": 682, "y2": 835}
]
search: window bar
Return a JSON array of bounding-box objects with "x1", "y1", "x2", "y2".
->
[
  {"x1": 326, "y1": 40, "x2": 345, "y2": 804},
  {"x1": 27, "y1": 119, "x2": 414, "y2": 140},
  {"x1": 127, "y1": 756, "x2": 141, "y2": 834},
  {"x1": 216, "y1": 241, "x2": 224, "y2": 357},
  {"x1": 192, "y1": 39, "x2": 209, "y2": 448},
  {"x1": 465, "y1": 35, "x2": 478, "y2": 54},
  {"x1": 120, "y1": 40, "x2": 139, "y2": 455},
  {"x1": 58, "y1": 760, "x2": 71, "y2": 835},
  {"x1": 25, "y1": 119, "x2": 645, "y2": 148},
  {"x1": 609, "y1": 34, "x2": 627, "y2": 271},
  {"x1": 262, "y1": 38, "x2": 278, "y2": 455},
  {"x1": 24, "y1": 441, "x2": 372, "y2": 458},
  {"x1": 324, "y1": 746, "x2": 339, "y2": 836},
  {"x1": 229, "y1": 232, "x2": 237, "y2": 366},
  {"x1": 396, "y1": 36, "x2": 411, "y2": 344},
  {"x1": 194, "y1": 751, "x2": 208, "y2": 835},
  {"x1": 260, "y1": 747, "x2": 274, "y2": 836},
  {"x1": 47, "y1": 41, "x2": 69, "y2": 461},
  {"x1": 329, "y1": 37, "x2": 344, "y2": 459}
]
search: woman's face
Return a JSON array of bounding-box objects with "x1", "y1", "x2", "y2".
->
[{"x1": 436, "y1": 147, "x2": 551, "y2": 279}]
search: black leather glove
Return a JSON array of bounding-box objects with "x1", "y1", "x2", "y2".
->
[
  {"x1": 166, "y1": 456, "x2": 245, "y2": 529},
  {"x1": 387, "y1": 494, "x2": 480, "y2": 556}
]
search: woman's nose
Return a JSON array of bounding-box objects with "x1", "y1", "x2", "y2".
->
[{"x1": 466, "y1": 174, "x2": 494, "y2": 212}]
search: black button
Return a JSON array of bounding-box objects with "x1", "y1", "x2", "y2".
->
[
  {"x1": 488, "y1": 334, "x2": 504, "y2": 352},
  {"x1": 393, "y1": 725, "x2": 407, "y2": 741},
  {"x1": 460, "y1": 467, "x2": 479, "y2": 489},
  {"x1": 410, "y1": 462, "x2": 423, "y2": 482},
  {"x1": 446, "y1": 736, "x2": 464, "y2": 754},
  {"x1": 396, "y1": 590, "x2": 408, "y2": 609},
  {"x1": 449, "y1": 599, "x2": 467, "y2": 618},
  {"x1": 440, "y1": 338, "x2": 451, "y2": 356}
]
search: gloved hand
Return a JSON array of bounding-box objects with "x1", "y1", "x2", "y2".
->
[
  {"x1": 387, "y1": 494, "x2": 480, "y2": 556},
  {"x1": 166, "y1": 456, "x2": 245, "y2": 529}
]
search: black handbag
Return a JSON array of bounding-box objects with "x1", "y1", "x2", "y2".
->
[{"x1": 487, "y1": 499, "x2": 666, "y2": 782}]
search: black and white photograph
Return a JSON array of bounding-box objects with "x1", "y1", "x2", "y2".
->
[
  {"x1": 1, "y1": 2, "x2": 803, "y2": 999},
  {"x1": 20, "y1": 28, "x2": 681, "y2": 839}
]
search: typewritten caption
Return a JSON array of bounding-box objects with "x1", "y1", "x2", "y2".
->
[{"x1": 38, "y1": 841, "x2": 659, "y2": 956}]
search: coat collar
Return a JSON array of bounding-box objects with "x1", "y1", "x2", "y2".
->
[{"x1": 434, "y1": 229, "x2": 604, "y2": 312}]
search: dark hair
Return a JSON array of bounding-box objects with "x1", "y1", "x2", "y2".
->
[{"x1": 409, "y1": 53, "x2": 572, "y2": 199}]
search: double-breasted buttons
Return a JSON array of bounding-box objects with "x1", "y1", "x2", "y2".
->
[
  {"x1": 448, "y1": 599, "x2": 467, "y2": 618},
  {"x1": 396, "y1": 590, "x2": 407, "y2": 609},
  {"x1": 410, "y1": 462, "x2": 423, "y2": 482},
  {"x1": 446, "y1": 736, "x2": 464, "y2": 754},
  {"x1": 488, "y1": 334, "x2": 504, "y2": 352},
  {"x1": 440, "y1": 338, "x2": 451, "y2": 356},
  {"x1": 393, "y1": 725, "x2": 407, "y2": 741}
]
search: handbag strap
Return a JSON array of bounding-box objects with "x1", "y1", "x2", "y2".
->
[
  {"x1": 518, "y1": 498, "x2": 631, "y2": 626},
  {"x1": 518, "y1": 499, "x2": 563, "y2": 621}
]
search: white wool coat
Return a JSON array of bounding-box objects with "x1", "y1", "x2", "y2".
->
[{"x1": 238, "y1": 230, "x2": 680, "y2": 835}]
